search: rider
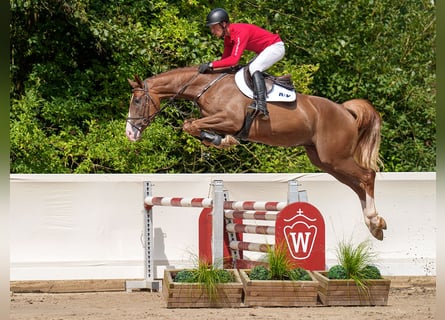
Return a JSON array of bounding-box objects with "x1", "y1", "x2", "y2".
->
[{"x1": 198, "y1": 8, "x2": 285, "y2": 120}]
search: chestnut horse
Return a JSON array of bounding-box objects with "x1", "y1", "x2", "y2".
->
[{"x1": 126, "y1": 66, "x2": 387, "y2": 240}]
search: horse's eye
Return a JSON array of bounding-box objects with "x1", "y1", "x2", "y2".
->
[{"x1": 134, "y1": 97, "x2": 142, "y2": 105}]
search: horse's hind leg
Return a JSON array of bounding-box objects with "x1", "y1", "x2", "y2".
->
[{"x1": 305, "y1": 146, "x2": 387, "y2": 240}]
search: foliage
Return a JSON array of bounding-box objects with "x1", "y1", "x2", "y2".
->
[
  {"x1": 287, "y1": 267, "x2": 312, "y2": 281},
  {"x1": 249, "y1": 242, "x2": 311, "y2": 281},
  {"x1": 327, "y1": 264, "x2": 381, "y2": 280},
  {"x1": 174, "y1": 270, "x2": 197, "y2": 283},
  {"x1": 288, "y1": 0, "x2": 436, "y2": 171},
  {"x1": 174, "y1": 268, "x2": 234, "y2": 284},
  {"x1": 329, "y1": 239, "x2": 383, "y2": 286},
  {"x1": 249, "y1": 265, "x2": 270, "y2": 280},
  {"x1": 173, "y1": 259, "x2": 235, "y2": 301},
  {"x1": 10, "y1": 0, "x2": 435, "y2": 173},
  {"x1": 361, "y1": 265, "x2": 383, "y2": 280},
  {"x1": 327, "y1": 264, "x2": 348, "y2": 280},
  {"x1": 267, "y1": 242, "x2": 292, "y2": 280}
]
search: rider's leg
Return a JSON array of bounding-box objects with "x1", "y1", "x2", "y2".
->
[
  {"x1": 251, "y1": 71, "x2": 269, "y2": 120},
  {"x1": 248, "y1": 42, "x2": 285, "y2": 120}
]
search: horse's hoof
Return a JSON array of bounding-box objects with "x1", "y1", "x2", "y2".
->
[
  {"x1": 217, "y1": 135, "x2": 240, "y2": 149},
  {"x1": 371, "y1": 227, "x2": 384, "y2": 241},
  {"x1": 380, "y1": 217, "x2": 387, "y2": 230}
]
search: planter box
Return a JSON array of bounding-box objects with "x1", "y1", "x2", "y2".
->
[
  {"x1": 239, "y1": 269, "x2": 319, "y2": 307},
  {"x1": 162, "y1": 269, "x2": 243, "y2": 308},
  {"x1": 313, "y1": 271, "x2": 391, "y2": 306}
]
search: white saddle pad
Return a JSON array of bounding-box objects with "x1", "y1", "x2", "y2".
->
[{"x1": 234, "y1": 67, "x2": 296, "y2": 102}]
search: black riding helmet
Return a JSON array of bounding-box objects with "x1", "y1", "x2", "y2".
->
[{"x1": 205, "y1": 8, "x2": 229, "y2": 26}]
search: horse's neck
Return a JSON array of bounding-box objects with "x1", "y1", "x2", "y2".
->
[{"x1": 150, "y1": 68, "x2": 199, "y2": 99}]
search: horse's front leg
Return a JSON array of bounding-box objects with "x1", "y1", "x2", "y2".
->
[{"x1": 183, "y1": 118, "x2": 240, "y2": 149}]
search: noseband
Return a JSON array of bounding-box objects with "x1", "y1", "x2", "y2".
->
[{"x1": 126, "y1": 80, "x2": 159, "y2": 133}]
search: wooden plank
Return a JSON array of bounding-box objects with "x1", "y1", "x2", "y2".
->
[
  {"x1": 163, "y1": 269, "x2": 243, "y2": 308},
  {"x1": 319, "y1": 291, "x2": 387, "y2": 306},
  {"x1": 323, "y1": 299, "x2": 387, "y2": 306},
  {"x1": 167, "y1": 296, "x2": 242, "y2": 303},
  {"x1": 314, "y1": 271, "x2": 391, "y2": 306},
  {"x1": 244, "y1": 296, "x2": 317, "y2": 302},
  {"x1": 245, "y1": 302, "x2": 316, "y2": 307},
  {"x1": 245, "y1": 290, "x2": 317, "y2": 297},
  {"x1": 167, "y1": 291, "x2": 242, "y2": 298},
  {"x1": 318, "y1": 286, "x2": 391, "y2": 295},
  {"x1": 166, "y1": 301, "x2": 241, "y2": 308},
  {"x1": 168, "y1": 283, "x2": 243, "y2": 290},
  {"x1": 244, "y1": 297, "x2": 317, "y2": 306},
  {"x1": 320, "y1": 283, "x2": 390, "y2": 291},
  {"x1": 239, "y1": 269, "x2": 318, "y2": 307},
  {"x1": 245, "y1": 290, "x2": 317, "y2": 296},
  {"x1": 322, "y1": 292, "x2": 387, "y2": 301},
  {"x1": 245, "y1": 285, "x2": 319, "y2": 292},
  {"x1": 10, "y1": 279, "x2": 126, "y2": 293},
  {"x1": 245, "y1": 287, "x2": 317, "y2": 295},
  {"x1": 245, "y1": 280, "x2": 318, "y2": 288}
]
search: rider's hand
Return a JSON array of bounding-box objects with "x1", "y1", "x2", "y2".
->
[{"x1": 198, "y1": 63, "x2": 212, "y2": 73}]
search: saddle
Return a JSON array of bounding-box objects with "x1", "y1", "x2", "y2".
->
[{"x1": 243, "y1": 67, "x2": 295, "y2": 92}]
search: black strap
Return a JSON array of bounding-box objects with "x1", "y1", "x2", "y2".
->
[{"x1": 234, "y1": 109, "x2": 258, "y2": 141}]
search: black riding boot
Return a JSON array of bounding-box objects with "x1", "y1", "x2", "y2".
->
[{"x1": 251, "y1": 71, "x2": 269, "y2": 120}]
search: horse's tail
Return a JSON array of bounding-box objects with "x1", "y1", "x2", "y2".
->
[{"x1": 343, "y1": 99, "x2": 383, "y2": 172}]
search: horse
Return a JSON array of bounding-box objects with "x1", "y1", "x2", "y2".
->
[{"x1": 126, "y1": 66, "x2": 387, "y2": 240}]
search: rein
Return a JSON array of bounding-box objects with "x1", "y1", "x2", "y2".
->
[
  {"x1": 127, "y1": 72, "x2": 228, "y2": 132},
  {"x1": 193, "y1": 73, "x2": 229, "y2": 106}
]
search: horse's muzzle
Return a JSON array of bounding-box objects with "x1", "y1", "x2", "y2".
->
[{"x1": 125, "y1": 121, "x2": 142, "y2": 141}]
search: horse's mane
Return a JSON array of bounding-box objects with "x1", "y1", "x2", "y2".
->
[
  {"x1": 150, "y1": 65, "x2": 238, "y2": 80},
  {"x1": 151, "y1": 66, "x2": 198, "y2": 79}
]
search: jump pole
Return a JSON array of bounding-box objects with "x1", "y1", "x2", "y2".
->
[
  {"x1": 126, "y1": 179, "x2": 315, "y2": 292},
  {"x1": 199, "y1": 179, "x2": 310, "y2": 268}
]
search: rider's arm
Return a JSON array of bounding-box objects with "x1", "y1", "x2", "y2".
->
[{"x1": 211, "y1": 26, "x2": 248, "y2": 68}]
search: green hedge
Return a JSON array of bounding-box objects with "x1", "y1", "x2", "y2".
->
[{"x1": 10, "y1": 0, "x2": 435, "y2": 173}]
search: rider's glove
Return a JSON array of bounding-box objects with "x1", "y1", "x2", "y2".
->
[{"x1": 198, "y1": 62, "x2": 212, "y2": 73}]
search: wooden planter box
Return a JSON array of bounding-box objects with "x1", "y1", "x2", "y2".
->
[
  {"x1": 162, "y1": 269, "x2": 243, "y2": 308},
  {"x1": 239, "y1": 269, "x2": 319, "y2": 307},
  {"x1": 313, "y1": 271, "x2": 391, "y2": 306}
]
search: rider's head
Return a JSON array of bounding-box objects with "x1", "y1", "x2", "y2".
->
[{"x1": 206, "y1": 8, "x2": 229, "y2": 38}]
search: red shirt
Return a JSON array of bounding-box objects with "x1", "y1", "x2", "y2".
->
[{"x1": 211, "y1": 23, "x2": 282, "y2": 69}]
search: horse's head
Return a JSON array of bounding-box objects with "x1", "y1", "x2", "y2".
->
[{"x1": 126, "y1": 75, "x2": 159, "y2": 141}]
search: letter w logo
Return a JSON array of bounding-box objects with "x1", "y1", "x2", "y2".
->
[
  {"x1": 289, "y1": 232, "x2": 311, "y2": 253},
  {"x1": 283, "y1": 222, "x2": 317, "y2": 260}
]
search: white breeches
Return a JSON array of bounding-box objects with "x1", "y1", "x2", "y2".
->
[{"x1": 249, "y1": 41, "x2": 285, "y2": 75}]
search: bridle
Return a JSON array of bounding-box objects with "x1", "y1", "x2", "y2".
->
[
  {"x1": 126, "y1": 71, "x2": 229, "y2": 133},
  {"x1": 126, "y1": 79, "x2": 160, "y2": 133}
]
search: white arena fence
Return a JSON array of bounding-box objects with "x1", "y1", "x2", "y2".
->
[{"x1": 9, "y1": 173, "x2": 436, "y2": 281}]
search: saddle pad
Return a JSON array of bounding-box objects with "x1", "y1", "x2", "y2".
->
[{"x1": 235, "y1": 67, "x2": 296, "y2": 102}]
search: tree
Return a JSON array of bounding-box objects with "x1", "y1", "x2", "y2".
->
[{"x1": 10, "y1": 0, "x2": 435, "y2": 173}]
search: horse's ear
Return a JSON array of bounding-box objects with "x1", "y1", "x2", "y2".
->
[
  {"x1": 128, "y1": 78, "x2": 139, "y2": 89},
  {"x1": 134, "y1": 74, "x2": 144, "y2": 87}
]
